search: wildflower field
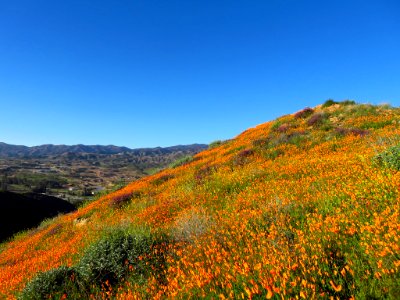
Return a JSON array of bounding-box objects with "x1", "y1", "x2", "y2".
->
[{"x1": 0, "y1": 102, "x2": 399, "y2": 299}]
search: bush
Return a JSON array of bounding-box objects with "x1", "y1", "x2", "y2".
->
[
  {"x1": 20, "y1": 230, "x2": 172, "y2": 298},
  {"x1": 322, "y1": 99, "x2": 338, "y2": 108},
  {"x1": 340, "y1": 100, "x2": 356, "y2": 106},
  {"x1": 307, "y1": 113, "x2": 327, "y2": 127},
  {"x1": 335, "y1": 127, "x2": 369, "y2": 137},
  {"x1": 78, "y1": 231, "x2": 148, "y2": 285},
  {"x1": 19, "y1": 266, "x2": 85, "y2": 300},
  {"x1": 77, "y1": 230, "x2": 170, "y2": 286},
  {"x1": 276, "y1": 123, "x2": 291, "y2": 133},
  {"x1": 233, "y1": 149, "x2": 255, "y2": 166},
  {"x1": 109, "y1": 191, "x2": 136, "y2": 209},
  {"x1": 294, "y1": 107, "x2": 314, "y2": 119},
  {"x1": 373, "y1": 144, "x2": 400, "y2": 171}
]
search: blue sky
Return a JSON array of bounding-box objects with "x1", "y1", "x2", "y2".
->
[{"x1": 0, "y1": 0, "x2": 399, "y2": 148}]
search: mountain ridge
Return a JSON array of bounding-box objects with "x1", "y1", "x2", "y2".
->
[{"x1": 0, "y1": 142, "x2": 207, "y2": 157}]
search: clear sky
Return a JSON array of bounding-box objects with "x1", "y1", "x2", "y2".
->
[{"x1": 0, "y1": 0, "x2": 399, "y2": 148}]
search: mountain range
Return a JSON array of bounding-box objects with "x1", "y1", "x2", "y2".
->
[{"x1": 0, "y1": 142, "x2": 207, "y2": 158}]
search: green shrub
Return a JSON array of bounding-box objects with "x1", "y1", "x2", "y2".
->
[
  {"x1": 373, "y1": 144, "x2": 400, "y2": 171},
  {"x1": 109, "y1": 191, "x2": 136, "y2": 209},
  {"x1": 19, "y1": 266, "x2": 85, "y2": 300},
  {"x1": 322, "y1": 99, "x2": 338, "y2": 108},
  {"x1": 20, "y1": 230, "x2": 172, "y2": 298},
  {"x1": 294, "y1": 107, "x2": 314, "y2": 119},
  {"x1": 78, "y1": 231, "x2": 149, "y2": 285},
  {"x1": 77, "y1": 230, "x2": 171, "y2": 286},
  {"x1": 307, "y1": 112, "x2": 328, "y2": 127},
  {"x1": 340, "y1": 100, "x2": 356, "y2": 106}
]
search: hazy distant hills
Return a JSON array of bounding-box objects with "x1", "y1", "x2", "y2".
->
[{"x1": 0, "y1": 142, "x2": 207, "y2": 158}]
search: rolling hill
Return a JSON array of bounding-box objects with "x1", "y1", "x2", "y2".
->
[{"x1": 0, "y1": 101, "x2": 399, "y2": 299}]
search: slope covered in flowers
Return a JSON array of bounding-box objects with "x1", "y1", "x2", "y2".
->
[{"x1": 0, "y1": 102, "x2": 399, "y2": 299}]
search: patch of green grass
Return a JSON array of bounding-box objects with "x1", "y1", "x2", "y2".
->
[
  {"x1": 209, "y1": 140, "x2": 228, "y2": 149},
  {"x1": 360, "y1": 120, "x2": 393, "y2": 130},
  {"x1": 373, "y1": 143, "x2": 400, "y2": 171},
  {"x1": 271, "y1": 119, "x2": 284, "y2": 131},
  {"x1": 169, "y1": 155, "x2": 193, "y2": 168},
  {"x1": 347, "y1": 104, "x2": 380, "y2": 117},
  {"x1": 144, "y1": 167, "x2": 163, "y2": 175}
]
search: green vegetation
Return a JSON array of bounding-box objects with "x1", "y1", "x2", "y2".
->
[
  {"x1": 18, "y1": 266, "x2": 84, "y2": 300},
  {"x1": 19, "y1": 229, "x2": 172, "y2": 299},
  {"x1": 0, "y1": 172, "x2": 67, "y2": 194},
  {"x1": 169, "y1": 155, "x2": 194, "y2": 168},
  {"x1": 322, "y1": 99, "x2": 356, "y2": 108},
  {"x1": 322, "y1": 99, "x2": 338, "y2": 107},
  {"x1": 208, "y1": 140, "x2": 227, "y2": 149},
  {"x1": 373, "y1": 143, "x2": 400, "y2": 171}
]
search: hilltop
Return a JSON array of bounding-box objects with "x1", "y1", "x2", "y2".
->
[{"x1": 0, "y1": 101, "x2": 399, "y2": 299}]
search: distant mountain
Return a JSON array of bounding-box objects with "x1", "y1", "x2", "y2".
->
[
  {"x1": 0, "y1": 191, "x2": 76, "y2": 242},
  {"x1": 0, "y1": 142, "x2": 207, "y2": 158}
]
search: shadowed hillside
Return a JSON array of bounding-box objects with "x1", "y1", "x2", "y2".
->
[
  {"x1": 0, "y1": 191, "x2": 76, "y2": 242},
  {"x1": 0, "y1": 101, "x2": 399, "y2": 299}
]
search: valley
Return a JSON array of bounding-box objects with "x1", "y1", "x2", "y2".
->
[{"x1": 0, "y1": 143, "x2": 207, "y2": 204}]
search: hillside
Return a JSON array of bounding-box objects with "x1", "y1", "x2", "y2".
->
[{"x1": 0, "y1": 101, "x2": 399, "y2": 299}]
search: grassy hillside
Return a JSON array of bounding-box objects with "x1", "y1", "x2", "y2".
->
[{"x1": 0, "y1": 101, "x2": 399, "y2": 299}]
